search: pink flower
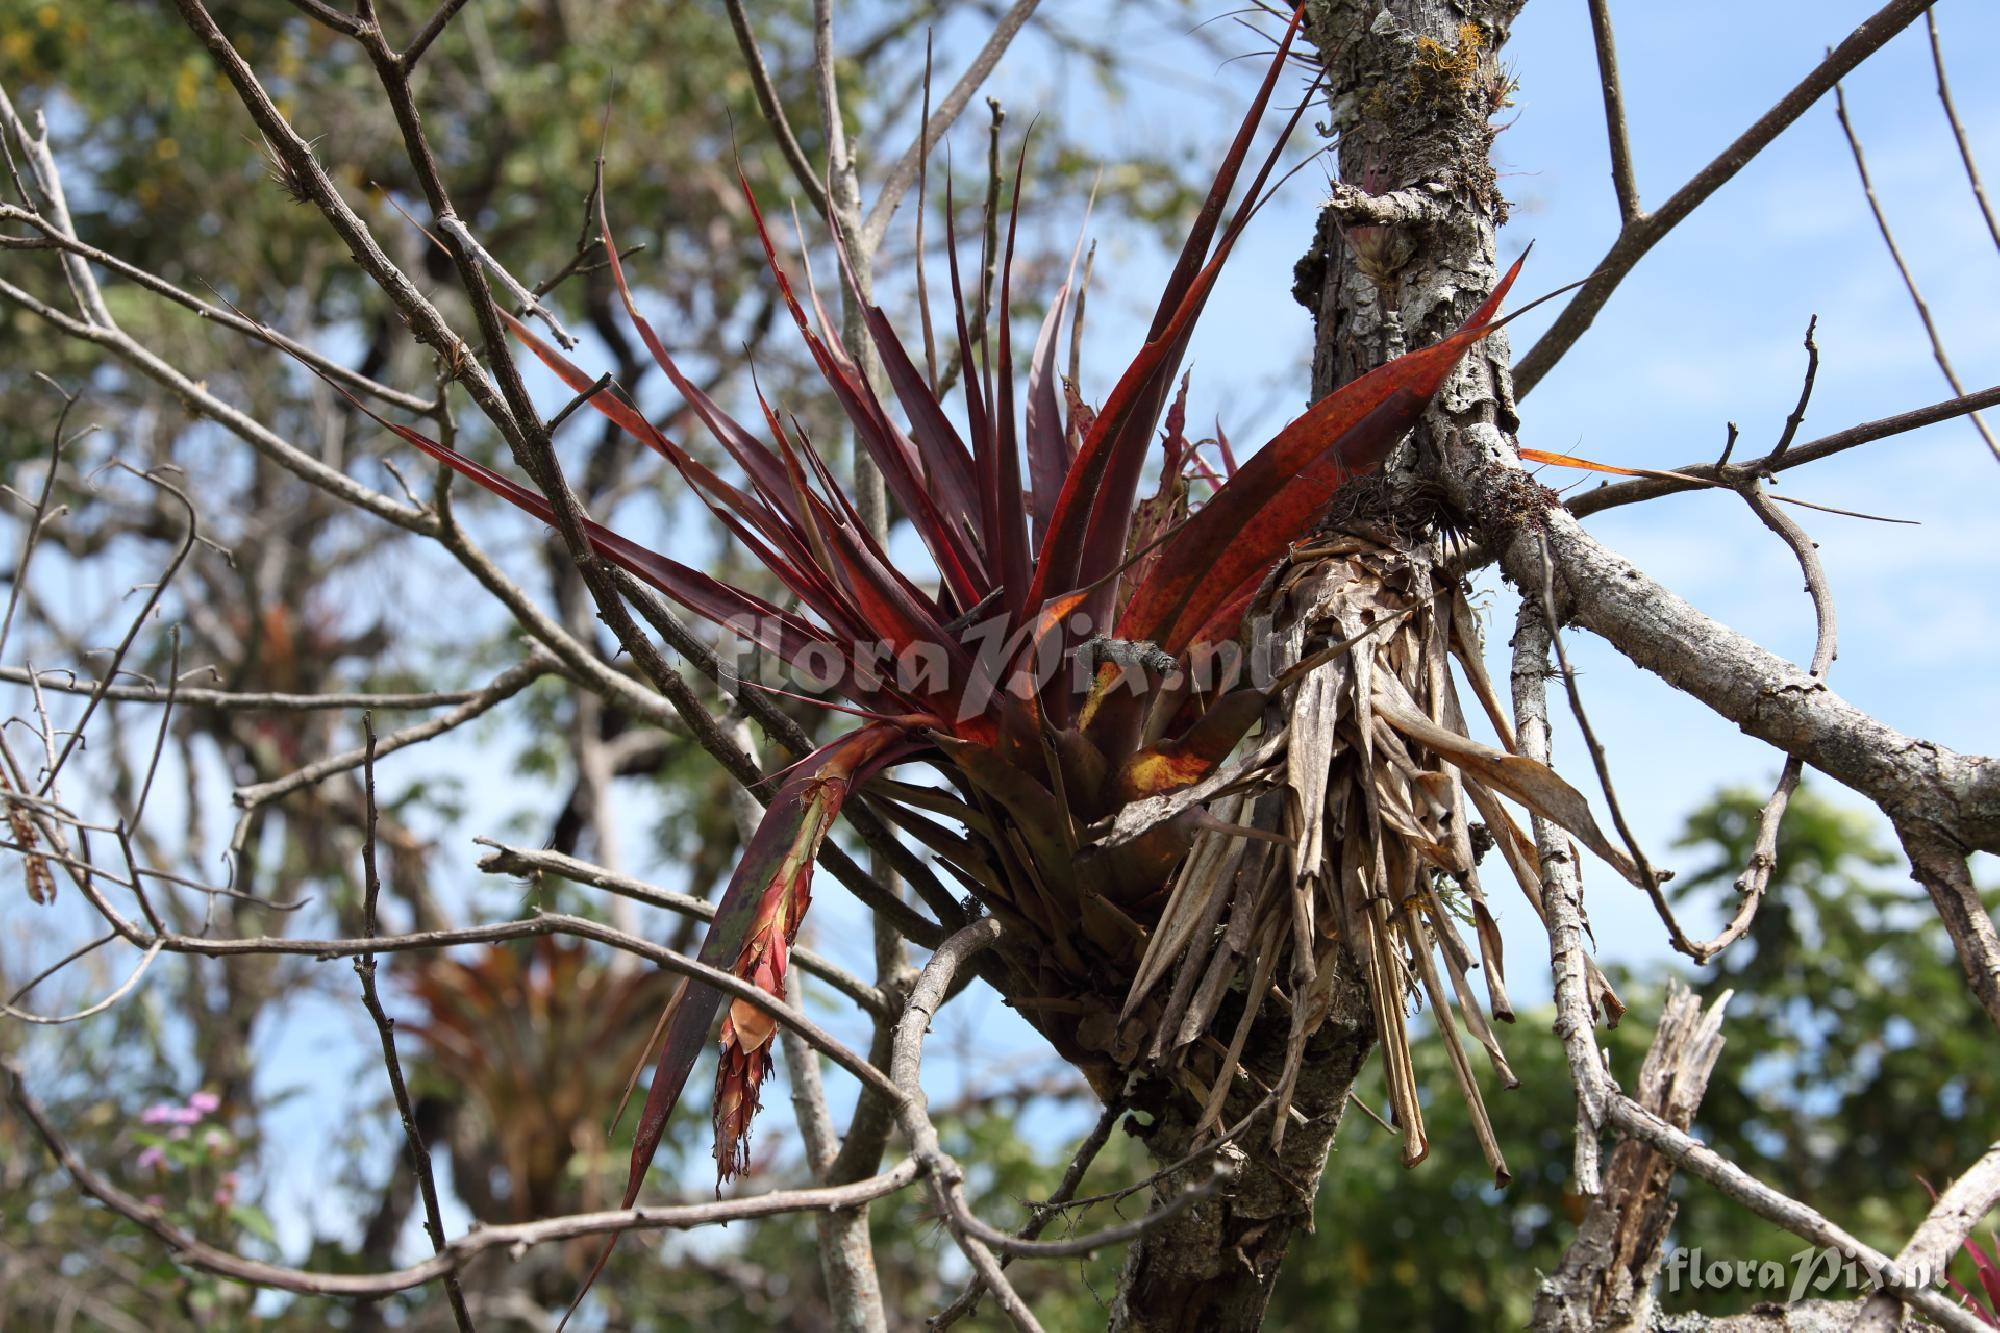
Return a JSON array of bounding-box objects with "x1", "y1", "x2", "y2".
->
[
  {"x1": 188, "y1": 1091, "x2": 220, "y2": 1115},
  {"x1": 139, "y1": 1102, "x2": 176, "y2": 1125},
  {"x1": 170, "y1": 1105, "x2": 203, "y2": 1126},
  {"x1": 135, "y1": 1145, "x2": 166, "y2": 1171},
  {"x1": 203, "y1": 1128, "x2": 229, "y2": 1151}
]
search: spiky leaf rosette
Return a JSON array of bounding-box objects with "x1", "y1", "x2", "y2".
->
[{"x1": 273, "y1": 5, "x2": 1651, "y2": 1318}]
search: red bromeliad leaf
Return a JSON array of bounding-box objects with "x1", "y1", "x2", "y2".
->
[
  {"x1": 1968, "y1": 1232, "x2": 2000, "y2": 1323},
  {"x1": 1119, "y1": 253, "x2": 1525, "y2": 656},
  {"x1": 621, "y1": 722, "x2": 910, "y2": 1198},
  {"x1": 567, "y1": 722, "x2": 912, "y2": 1318},
  {"x1": 1515, "y1": 446, "x2": 1712, "y2": 488},
  {"x1": 1027, "y1": 3, "x2": 1309, "y2": 630},
  {"x1": 1023, "y1": 209, "x2": 1092, "y2": 543}
]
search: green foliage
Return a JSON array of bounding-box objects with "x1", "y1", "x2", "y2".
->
[
  {"x1": 1260, "y1": 782, "x2": 2000, "y2": 1327},
  {"x1": 1660, "y1": 785, "x2": 2000, "y2": 1312},
  {"x1": 1266, "y1": 977, "x2": 1661, "y2": 1332}
]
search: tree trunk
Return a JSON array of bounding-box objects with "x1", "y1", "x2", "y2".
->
[
  {"x1": 1109, "y1": 964, "x2": 1374, "y2": 1332},
  {"x1": 1109, "y1": 1, "x2": 1524, "y2": 1326}
]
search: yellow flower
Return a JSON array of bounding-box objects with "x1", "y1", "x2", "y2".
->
[{"x1": 156, "y1": 138, "x2": 179, "y2": 162}]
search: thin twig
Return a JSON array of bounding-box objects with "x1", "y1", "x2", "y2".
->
[
  {"x1": 1768, "y1": 314, "x2": 1819, "y2": 466},
  {"x1": 1565, "y1": 380, "x2": 2000, "y2": 519},
  {"x1": 1514, "y1": 0, "x2": 1935, "y2": 395},
  {"x1": 931, "y1": 1092, "x2": 1128, "y2": 1328},
  {"x1": 1531, "y1": 532, "x2": 1695, "y2": 958},
  {"x1": 433, "y1": 212, "x2": 576, "y2": 350},
  {"x1": 0, "y1": 203, "x2": 431, "y2": 413},
  {"x1": 85, "y1": 910, "x2": 900, "y2": 1102},
  {"x1": 722, "y1": 0, "x2": 832, "y2": 220},
  {"x1": 0, "y1": 375, "x2": 75, "y2": 669},
  {"x1": 283, "y1": 0, "x2": 364, "y2": 37},
  {"x1": 1689, "y1": 430, "x2": 1839, "y2": 961},
  {"x1": 474, "y1": 839, "x2": 892, "y2": 1016},
  {"x1": 37, "y1": 465, "x2": 200, "y2": 797},
  {"x1": 352, "y1": 718, "x2": 475, "y2": 1330},
  {"x1": 4, "y1": 1055, "x2": 921, "y2": 1298},
  {"x1": 1834, "y1": 77, "x2": 1998, "y2": 461},
  {"x1": 0, "y1": 939, "x2": 163, "y2": 1025},
  {"x1": 1584, "y1": 0, "x2": 1642, "y2": 223},
  {"x1": 1926, "y1": 11, "x2": 2000, "y2": 255},
  {"x1": 401, "y1": 0, "x2": 474, "y2": 73},
  {"x1": 859, "y1": 0, "x2": 1043, "y2": 256},
  {"x1": 0, "y1": 668, "x2": 494, "y2": 712},
  {"x1": 231, "y1": 653, "x2": 557, "y2": 811}
]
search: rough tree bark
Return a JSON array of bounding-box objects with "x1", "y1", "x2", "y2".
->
[
  {"x1": 1108, "y1": 953, "x2": 1375, "y2": 1331},
  {"x1": 1109, "y1": 4, "x2": 1524, "y2": 1327}
]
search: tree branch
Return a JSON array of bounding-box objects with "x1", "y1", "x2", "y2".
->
[
  {"x1": 1584, "y1": 0, "x2": 1642, "y2": 224},
  {"x1": 858, "y1": 0, "x2": 1043, "y2": 256},
  {"x1": 352, "y1": 721, "x2": 475, "y2": 1330},
  {"x1": 1513, "y1": 0, "x2": 1936, "y2": 395},
  {"x1": 1564, "y1": 381, "x2": 2000, "y2": 519},
  {"x1": 4, "y1": 1054, "x2": 920, "y2": 1298},
  {"x1": 1852, "y1": 1140, "x2": 2000, "y2": 1331},
  {"x1": 1833, "y1": 76, "x2": 1999, "y2": 461}
]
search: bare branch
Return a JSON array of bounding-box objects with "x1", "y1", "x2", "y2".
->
[
  {"x1": 859, "y1": 0, "x2": 1043, "y2": 256},
  {"x1": 1927, "y1": 10, "x2": 2000, "y2": 254},
  {"x1": 889, "y1": 918, "x2": 1044, "y2": 1333},
  {"x1": 1899, "y1": 826, "x2": 2000, "y2": 1047},
  {"x1": 231, "y1": 653, "x2": 558, "y2": 812},
  {"x1": 1531, "y1": 530, "x2": 1693, "y2": 959},
  {"x1": 931, "y1": 1089, "x2": 1131, "y2": 1326},
  {"x1": 1604, "y1": 1095, "x2": 1991, "y2": 1333},
  {"x1": 0, "y1": 83, "x2": 116, "y2": 329},
  {"x1": 1514, "y1": 0, "x2": 1935, "y2": 395},
  {"x1": 284, "y1": 0, "x2": 365, "y2": 38},
  {"x1": 722, "y1": 0, "x2": 832, "y2": 219},
  {"x1": 1565, "y1": 381, "x2": 2000, "y2": 519},
  {"x1": 0, "y1": 202, "x2": 431, "y2": 412},
  {"x1": 1690, "y1": 473, "x2": 1837, "y2": 959},
  {"x1": 0, "y1": 667, "x2": 496, "y2": 712},
  {"x1": 4, "y1": 1054, "x2": 920, "y2": 1298},
  {"x1": 0, "y1": 939, "x2": 164, "y2": 1025},
  {"x1": 1452, "y1": 423, "x2": 2000, "y2": 1032},
  {"x1": 0, "y1": 278, "x2": 435, "y2": 532},
  {"x1": 1534, "y1": 981, "x2": 1731, "y2": 1331},
  {"x1": 1833, "y1": 77, "x2": 1998, "y2": 461},
  {"x1": 433, "y1": 212, "x2": 576, "y2": 350},
  {"x1": 1584, "y1": 0, "x2": 1642, "y2": 223},
  {"x1": 1853, "y1": 1141, "x2": 2000, "y2": 1332},
  {"x1": 401, "y1": 0, "x2": 474, "y2": 72},
  {"x1": 1511, "y1": 602, "x2": 1610, "y2": 1195},
  {"x1": 79, "y1": 910, "x2": 901, "y2": 1104},
  {"x1": 474, "y1": 839, "x2": 893, "y2": 1017},
  {"x1": 352, "y1": 719, "x2": 475, "y2": 1330}
]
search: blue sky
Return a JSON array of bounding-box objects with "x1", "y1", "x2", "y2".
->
[{"x1": 8, "y1": 0, "x2": 1998, "y2": 1285}]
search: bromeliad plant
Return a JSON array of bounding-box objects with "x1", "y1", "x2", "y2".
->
[{"x1": 324, "y1": 1, "x2": 1629, "y2": 1266}]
